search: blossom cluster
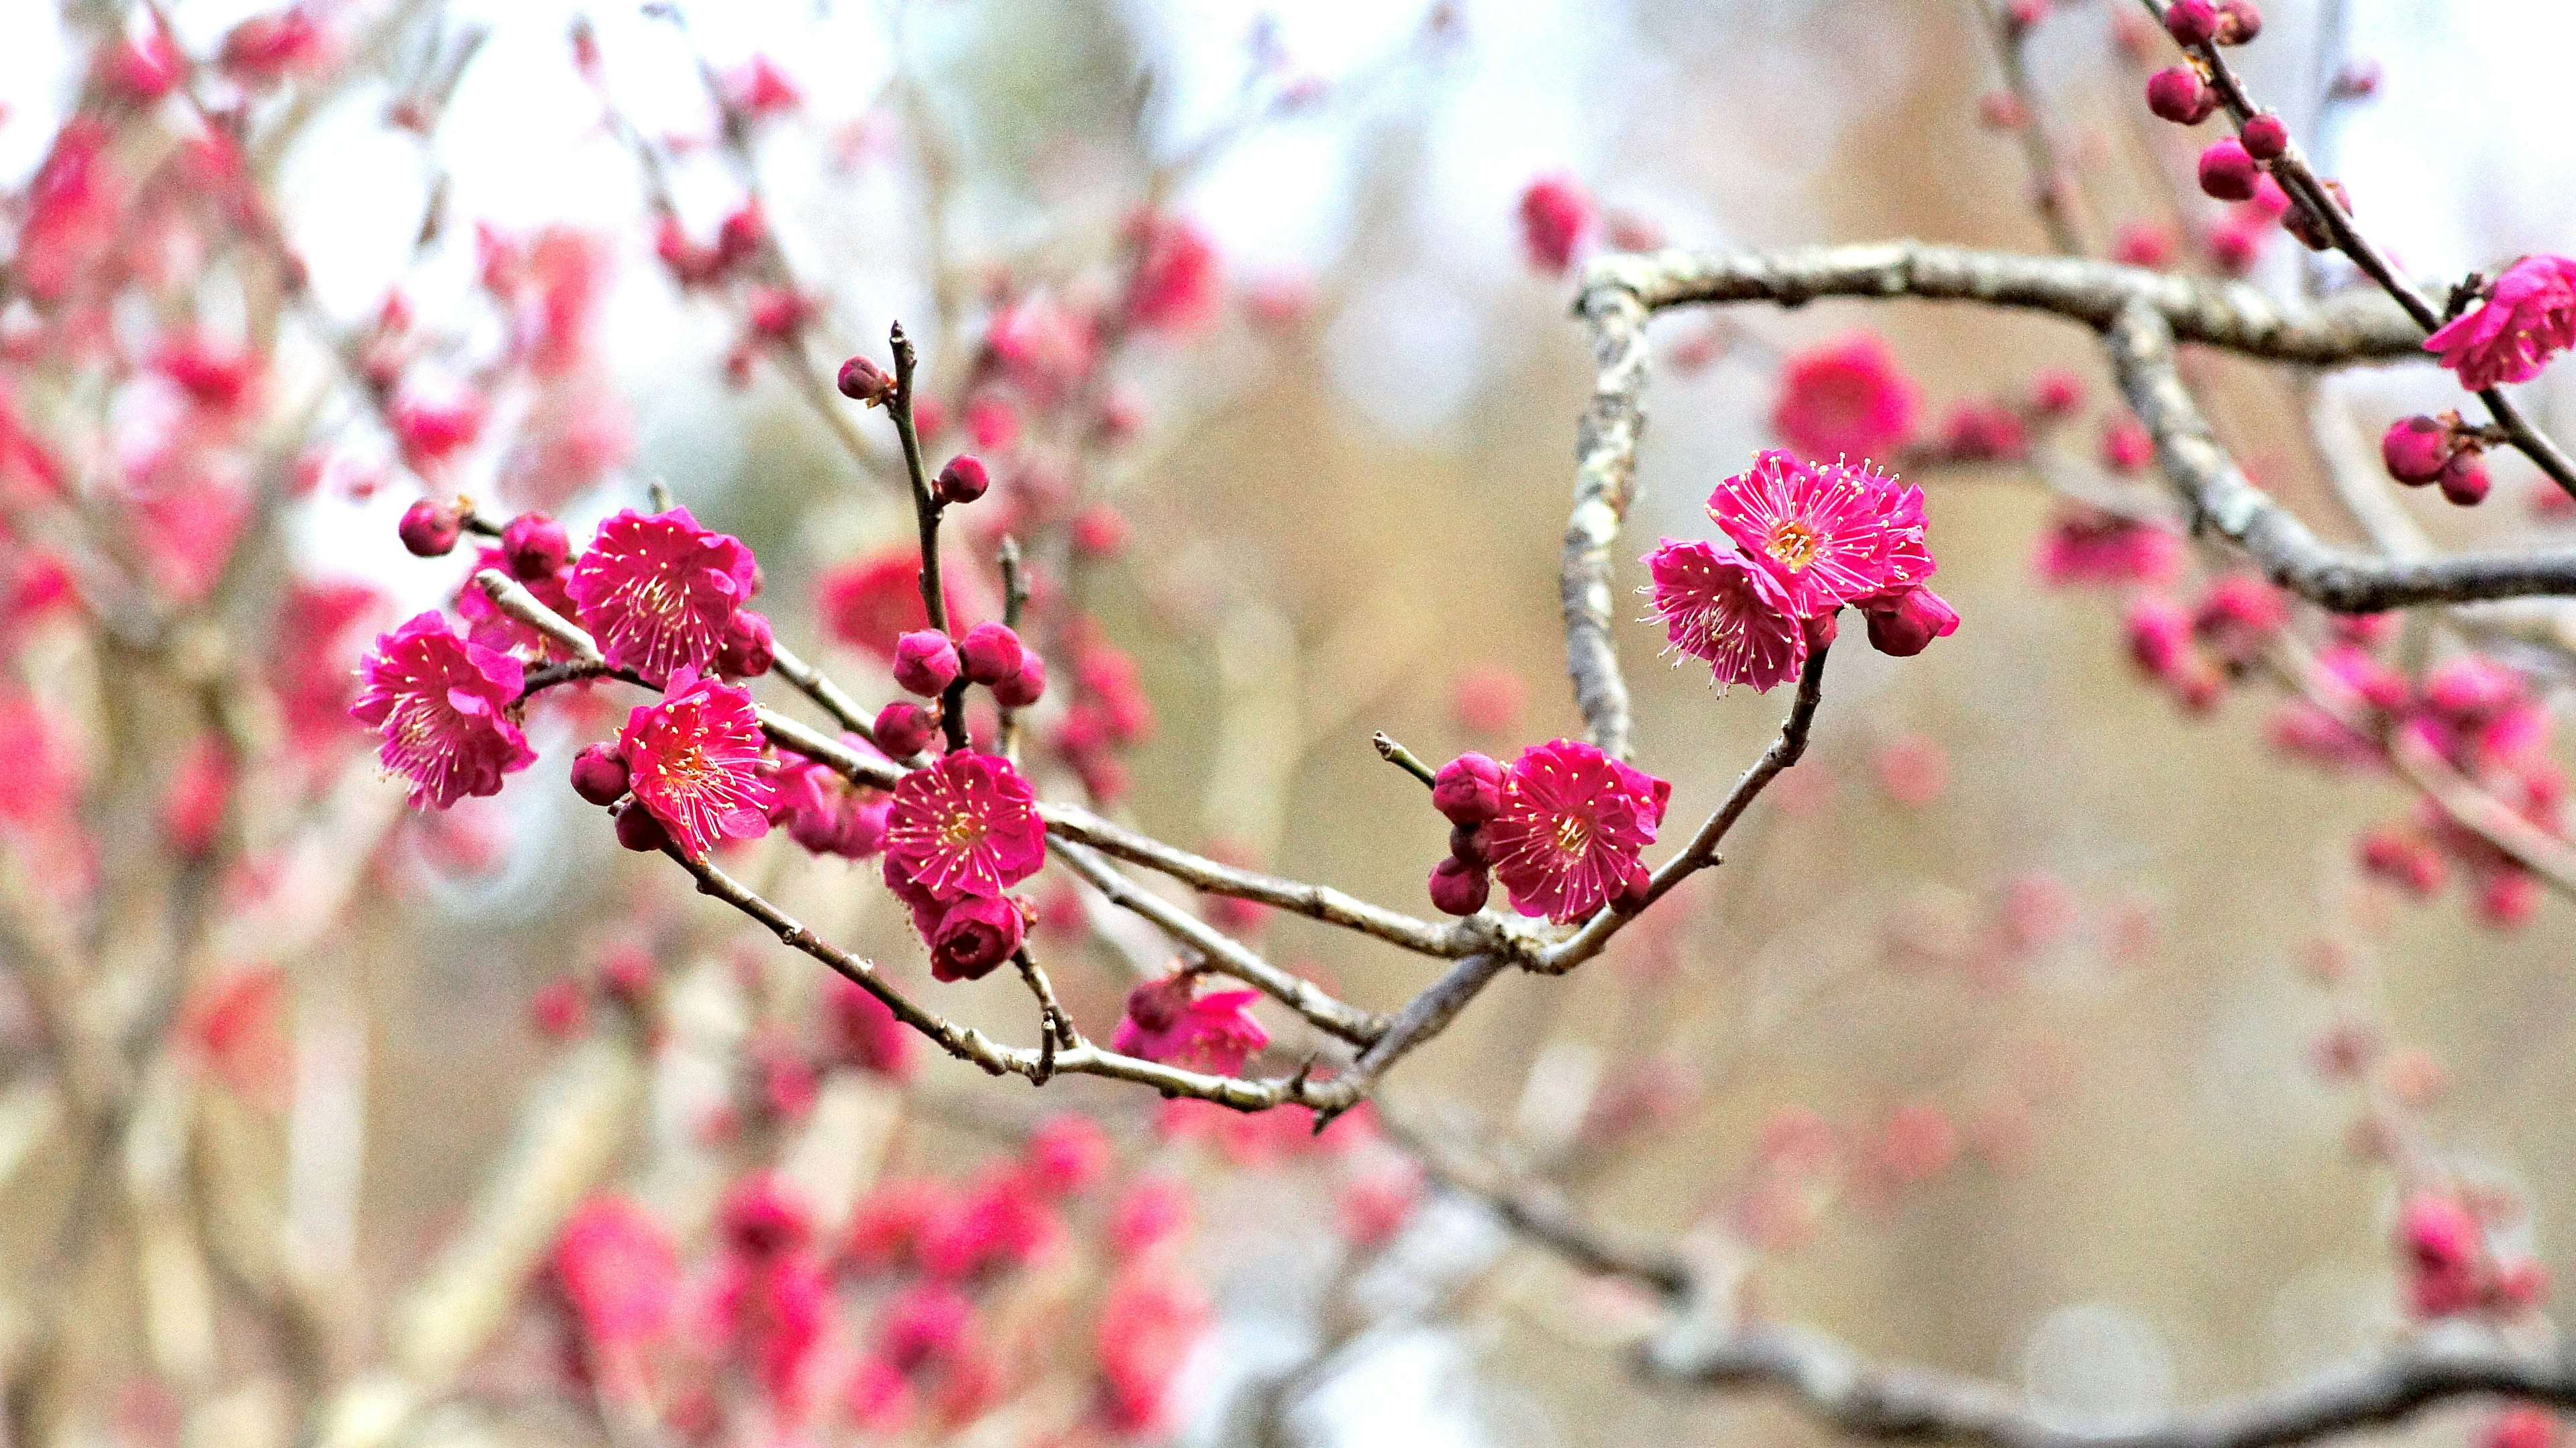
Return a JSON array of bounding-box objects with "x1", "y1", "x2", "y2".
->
[
  {"x1": 1424, "y1": 739, "x2": 1670, "y2": 925},
  {"x1": 1646, "y1": 449, "x2": 1955, "y2": 693}
]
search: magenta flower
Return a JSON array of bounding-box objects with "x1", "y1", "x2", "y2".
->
[
  {"x1": 350, "y1": 611, "x2": 536, "y2": 809},
  {"x1": 881, "y1": 750, "x2": 1046, "y2": 902},
  {"x1": 1771, "y1": 333, "x2": 1920, "y2": 462},
  {"x1": 1113, "y1": 975, "x2": 1270, "y2": 1076},
  {"x1": 455, "y1": 546, "x2": 576, "y2": 657},
  {"x1": 616, "y1": 668, "x2": 775, "y2": 860},
  {"x1": 1707, "y1": 451, "x2": 1930, "y2": 618},
  {"x1": 566, "y1": 507, "x2": 762, "y2": 682},
  {"x1": 769, "y1": 747, "x2": 891, "y2": 860},
  {"x1": 1644, "y1": 537, "x2": 1810, "y2": 692},
  {"x1": 1482, "y1": 739, "x2": 1669, "y2": 924},
  {"x1": 2425, "y1": 255, "x2": 2576, "y2": 391}
]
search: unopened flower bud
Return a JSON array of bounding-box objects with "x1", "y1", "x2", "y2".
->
[
  {"x1": 1432, "y1": 753, "x2": 1505, "y2": 826},
  {"x1": 1864, "y1": 587, "x2": 1962, "y2": 658},
  {"x1": 873, "y1": 700, "x2": 937, "y2": 756},
  {"x1": 1427, "y1": 855, "x2": 1490, "y2": 917},
  {"x1": 398, "y1": 498, "x2": 462, "y2": 557},
  {"x1": 1448, "y1": 822, "x2": 1488, "y2": 869},
  {"x1": 837, "y1": 355, "x2": 894, "y2": 405},
  {"x1": 933, "y1": 454, "x2": 989, "y2": 505},
  {"x1": 2279, "y1": 178, "x2": 2349, "y2": 251},
  {"x1": 614, "y1": 802, "x2": 671, "y2": 853},
  {"x1": 2438, "y1": 452, "x2": 2491, "y2": 507},
  {"x1": 2163, "y1": 0, "x2": 2218, "y2": 45},
  {"x1": 957, "y1": 621, "x2": 1024, "y2": 686},
  {"x1": 991, "y1": 653, "x2": 1046, "y2": 709},
  {"x1": 500, "y1": 511, "x2": 569, "y2": 578},
  {"x1": 892, "y1": 629, "x2": 961, "y2": 696},
  {"x1": 2240, "y1": 112, "x2": 2288, "y2": 161},
  {"x1": 2214, "y1": 0, "x2": 2261, "y2": 44},
  {"x1": 2380, "y1": 415, "x2": 2455, "y2": 486},
  {"x1": 2145, "y1": 66, "x2": 2216, "y2": 125},
  {"x1": 570, "y1": 743, "x2": 630, "y2": 805},
  {"x1": 716, "y1": 608, "x2": 775, "y2": 678},
  {"x1": 2197, "y1": 138, "x2": 2259, "y2": 201}
]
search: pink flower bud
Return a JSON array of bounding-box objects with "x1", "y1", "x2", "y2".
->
[
  {"x1": 991, "y1": 653, "x2": 1046, "y2": 709},
  {"x1": 2102, "y1": 417, "x2": 2155, "y2": 472},
  {"x1": 398, "y1": 498, "x2": 462, "y2": 557},
  {"x1": 1448, "y1": 822, "x2": 1488, "y2": 869},
  {"x1": 1863, "y1": 586, "x2": 1960, "y2": 658},
  {"x1": 2279, "y1": 178, "x2": 2349, "y2": 251},
  {"x1": 2240, "y1": 112, "x2": 2288, "y2": 160},
  {"x1": 930, "y1": 895, "x2": 1025, "y2": 982},
  {"x1": 2145, "y1": 66, "x2": 2216, "y2": 125},
  {"x1": 1427, "y1": 855, "x2": 1490, "y2": 916},
  {"x1": 892, "y1": 629, "x2": 961, "y2": 696},
  {"x1": 570, "y1": 744, "x2": 630, "y2": 805},
  {"x1": 2031, "y1": 369, "x2": 2084, "y2": 417},
  {"x1": 873, "y1": 700, "x2": 936, "y2": 756},
  {"x1": 2380, "y1": 415, "x2": 2455, "y2": 485},
  {"x1": 614, "y1": 802, "x2": 671, "y2": 853},
  {"x1": 2438, "y1": 451, "x2": 2491, "y2": 507},
  {"x1": 934, "y1": 454, "x2": 989, "y2": 505},
  {"x1": 837, "y1": 355, "x2": 894, "y2": 405},
  {"x1": 957, "y1": 622, "x2": 1024, "y2": 686},
  {"x1": 1432, "y1": 753, "x2": 1505, "y2": 825},
  {"x1": 2197, "y1": 138, "x2": 2259, "y2": 201},
  {"x1": 2163, "y1": 0, "x2": 2218, "y2": 44},
  {"x1": 500, "y1": 511, "x2": 570, "y2": 578},
  {"x1": 1071, "y1": 506, "x2": 1128, "y2": 558},
  {"x1": 716, "y1": 608, "x2": 775, "y2": 678},
  {"x1": 2214, "y1": 0, "x2": 2261, "y2": 44}
]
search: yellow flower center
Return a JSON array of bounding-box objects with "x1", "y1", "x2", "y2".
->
[
  {"x1": 1765, "y1": 519, "x2": 1823, "y2": 571},
  {"x1": 940, "y1": 811, "x2": 987, "y2": 851},
  {"x1": 1553, "y1": 814, "x2": 1593, "y2": 859}
]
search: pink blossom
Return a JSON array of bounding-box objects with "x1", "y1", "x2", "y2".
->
[
  {"x1": 455, "y1": 545, "x2": 576, "y2": 658},
  {"x1": 1022, "y1": 1113, "x2": 1112, "y2": 1198},
  {"x1": 389, "y1": 389, "x2": 486, "y2": 470},
  {"x1": 881, "y1": 751, "x2": 1045, "y2": 902},
  {"x1": 350, "y1": 611, "x2": 536, "y2": 809},
  {"x1": 2033, "y1": 507, "x2": 2182, "y2": 586},
  {"x1": 553, "y1": 1196, "x2": 678, "y2": 1355},
  {"x1": 917, "y1": 1172, "x2": 1061, "y2": 1280},
  {"x1": 724, "y1": 54, "x2": 803, "y2": 117},
  {"x1": 818, "y1": 545, "x2": 977, "y2": 660},
  {"x1": 1516, "y1": 174, "x2": 1593, "y2": 275},
  {"x1": 2425, "y1": 255, "x2": 2576, "y2": 391},
  {"x1": 616, "y1": 669, "x2": 774, "y2": 860},
  {"x1": 1643, "y1": 537, "x2": 1809, "y2": 692},
  {"x1": 2400, "y1": 1191, "x2": 2487, "y2": 1317},
  {"x1": 712, "y1": 1245, "x2": 830, "y2": 1412},
  {"x1": 269, "y1": 579, "x2": 386, "y2": 754},
  {"x1": 1772, "y1": 333, "x2": 1921, "y2": 462},
  {"x1": 17, "y1": 119, "x2": 121, "y2": 303},
  {"x1": 878, "y1": 1282, "x2": 979, "y2": 1375},
  {"x1": 1108, "y1": 1176, "x2": 1191, "y2": 1259},
  {"x1": 1450, "y1": 666, "x2": 1525, "y2": 734},
  {"x1": 1093, "y1": 1270, "x2": 1209, "y2": 1435},
  {"x1": 1124, "y1": 213, "x2": 1222, "y2": 335},
  {"x1": 1113, "y1": 976, "x2": 1270, "y2": 1075},
  {"x1": 823, "y1": 977, "x2": 914, "y2": 1082},
  {"x1": 1483, "y1": 739, "x2": 1669, "y2": 923},
  {"x1": 568, "y1": 507, "x2": 762, "y2": 682},
  {"x1": 1706, "y1": 451, "x2": 1931, "y2": 618},
  {"x1": 2484, "y1": 1408, "x2": 2560, "y2": 1448},
  {"x1": 986, "y1": 295, "x2": 1099, "y2": 400},
  {"x1": 767, "y1": 746, "x2": 890, "y2": 860}
]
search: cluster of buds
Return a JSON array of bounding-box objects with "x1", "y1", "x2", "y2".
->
[
  {"x1": 1426, "y1": 753, "x2": 1505, "y2": 915},
  {"x1": 2380, "y1": 413, "x2": 2493, "y2": 506},
  {"x1": 2122, "y1": 574, "x2": 2289, "y2": 712},
  {"x1": 2396, "y1": 1188, "x2": 2548, "y2": 1320}
]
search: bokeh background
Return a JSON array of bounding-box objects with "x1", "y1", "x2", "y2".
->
[{"x1": 5, "y1": 2, "x2": 2575, "y2": 1446}]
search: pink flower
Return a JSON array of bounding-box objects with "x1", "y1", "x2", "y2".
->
[
  {"x1": 2400, "y1": 1191, "x2": 2487, "y2": 1317},
  {"x1": 1093, "y1": 1270, "x2": 1209, "y2": 1435},
  {"x1": 455, "y1": 545, "x2": 576, "y2": 658},
  {"x1": 1023, "y1": 1114, "x2": 1112, "y2": 1198},
  {"x1": 1644, "y1": 537, "x2": 1809, "y2": 692},
  {"x1": 1124, "y1": 213, "x2": 1222, "y2": 335},
  {"x1": 824, "y1": 977, "x2": 914, "y2": 1082},
  {"x1": 768, "y1": 747, "x2": 890, "y2": 860},
  {"x1": 817, "y1": 544, "x2": 983, "y2": 661},
  {"x1": 2033, "y1": 507, "x2": 2182, "y2": 586},
  {"x1": 917, "y1": 1171, "x2": 1061, "y2": 1279},
  {"x1": 553, "y1": 1196, "x2": 678, "y2": 1356},
  {"x1": 350, "y1": 611, "x2": 536, "y2": 809},
  {"x1": 1113, "y1": 976, "x2": 1269, "y2": 1076},
  {"x1": 881, "y1": 751, "x2": 1046, "y2": 902},
  {"x1": 1707, "y1": 452, "x2": 1931, "y2": 619},
  {"x1": 926, "y1": 894, "x2": 1027, "y2": 982},
  {"x1": 1517, "y1": 174, "x2": 1593, "y2": 275},
  {"x1": 616, "y1": 669, "x2": 774, "y2": 859},
  {"x1": 1108, "y1": 1176, "x2": 1191, "y2": 1259},
  {"x1": 1772, "y1": 333, "x2": 1921, "y2": 462},
  {"x1": 1482, "y1": 739, "x2": 1668, "y2": 923},
  {"x1": 270, "y1": 579, "x2": 386, "y2": 754},
  {"x1": 2425, "y1": 255, "x2": 2576, "y2": 391},
  {"x1": 567, "y1": 507, "x2": 762, "y2": 682}
]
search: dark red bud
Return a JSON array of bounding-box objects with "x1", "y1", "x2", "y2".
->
[
  {"x1": 2145, "y1": 66, "x2": 2216, "y2": 125},
  {"x1": 2438, "y1": 452, "x2": 2491, "y2": 507},
  {"x1": 614, "y1": 802, "x2": 671, "y2": 853},
  {"x1": 570, "y1": 743, "x2": 630, "y2": 805},
  {"x1": 892, "y1": 630, "x2": 961, "y2": 697},
  {"x1": 398, "y1": 498, "x2": 462, "y2": 557},
  {"x1": 1431, "y1": 753, "x2": 1505, "y2": 826},
  {"x1": 873, "y1": 700, "x2": 938, "y2": 756},
  {"x1": 2214, "y1": 0, "x2": 2261, "y2": 44},
  {"x1": 837, "y1": 355, "x2": 894, "y2": 405},
  {"x1": 2197, "y1": 138, "x2": 2259, "y2": 201},
  {"x1": 1447, "y1": 822, "x2": 1488, "y2": 869},
  {"x1": 934, "y1": 454, "x2": 989, "y2": 505},
  {"x1": 716, "y1": 609, "x2": 775, "y2": 678},
  {"x1": 2163, "y1": 0, "x2": 2218, "y2": 45},
  {"x1": 991, "y1": 652, "x2": 1046, "y2": 709},
  {"x1": 2380, "y1": 415, "x2": 2455, "y2": 486},
  {"x1": 1427, "y1": 855, "x2": 1490, "y2": 917},
  {"x1": 2240, "y1": 113, "x2": 2288, "y2": 161},
  {"x1": 957, "y1": 621, "x2": 1024, "y2": 686},
  {"x1": 2279, "y1": 178, "x2": 2348, "y2": 251},
  {"x1": 500, "y1": 511, "x2": 570, "y2": 578}
]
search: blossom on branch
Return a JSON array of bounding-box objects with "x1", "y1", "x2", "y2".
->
[
  {"x1": 616, "y1": 669, "x2": 774, "y2": 860},
  {"x1": 567, "y1": 506, "x2": 763, "y2": 682},
  {"x1": 1772, "y1": 333, "x2": 1920, "y2": 462},
  {"x1": 1707, "y1": 450, "x2": 1931, "y2": 619},
  {"x1": 2425, "y1": 254, "x2": 2576, "y2": 391},
  {"x1": 881, "y1": 751, "x2": 1045, "y2": 902},
  {"x1": 1644, "y1": 537, "x2": 1809, "y2": 692},
  {"x1": 1113, "y1": 975, "x2": 1269, "y2": 1074},
  {"x1": 350, "y1": 611, "x2": 536, "y2": 809},
  {"x1": 1483, "y1": 739, "x2": 1669, "y2": 923}
]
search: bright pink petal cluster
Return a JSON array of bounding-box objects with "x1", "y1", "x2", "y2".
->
[
  {"x1": 350, "y1": 611, "x2": 536, "y2": 809},
  {"x1": 1112, "y1": 975, "x2": 1270, "y2": 1076},
  {"x1": 1482, "y1": 739, "x2": 1670, "y2": 923},
  {"x1": 881, "y1": 751, "x2": 1046, "y2": 904},
  {"x1": 616, "y1": 668, "x2": 775, "y2": 859},
  {"x1": 1772, "y1": 333, "x2": 1920, "y2": 462},
  {"x1": 1646, "y1": 450, "x2": 1951, "y2": 689},
  {"x1": 2425, "y1": 254, "x2": 2576, "y2": 391},
  {"x1": 567, "y1": 506, "x2": 761, "y2": 682}
]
